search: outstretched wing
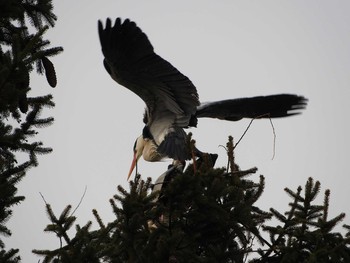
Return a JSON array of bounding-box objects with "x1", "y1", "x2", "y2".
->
[
  {"x1": 98, "y1": 18, "x2": 199, "y2": 133},
  {"x1": 196, "y1": 94, "x2": 308, "y2": 121}
]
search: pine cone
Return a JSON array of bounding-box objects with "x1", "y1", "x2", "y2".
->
[{"x1": 42, "y1": 56, "x2": 57, "y2": 88}]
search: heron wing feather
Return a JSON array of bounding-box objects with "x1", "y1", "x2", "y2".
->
[
  {"x1": 196, "y1": 94, "x2": 308, "y2": 121},
  {"x1": 98, "y1": 18, "x2": 199, "y2": 129}
]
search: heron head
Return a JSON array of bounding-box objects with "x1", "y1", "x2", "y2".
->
[{"x1": 127, "y1": 135, "x2": 145, "y2": 180}]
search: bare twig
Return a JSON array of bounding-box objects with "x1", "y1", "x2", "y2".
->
[
  {"x1": 269, "y1": 117, "x2": 276, "y2": 160},
  {"x1": 71, "y1": 186, "x2": 87, "y2": 216},
  {"x1": 234, "y1": 118, "x2": 255, "y2": 150},
  {"x1": 233, "y1": 114, "x2": 277, "y2": 160},
  {"x1": 39, "y1": 192, "x2": 48, "y2": 205}
]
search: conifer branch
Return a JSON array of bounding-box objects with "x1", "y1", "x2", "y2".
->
[{"x1": 32, "y1": 134, "x2": 350, "y2": 262}]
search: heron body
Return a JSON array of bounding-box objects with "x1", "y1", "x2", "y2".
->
[{"x1": 98, "y1": 18, "x2": 308, "y2": 179}]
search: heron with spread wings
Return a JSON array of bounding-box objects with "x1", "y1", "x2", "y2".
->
[{"x1": 98, "y1": 18, "x2": 307, "y2": 180}]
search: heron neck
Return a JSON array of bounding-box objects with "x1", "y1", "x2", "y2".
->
[{"x1": 143, "y1": 139, "x2": 163, "y2": 162}]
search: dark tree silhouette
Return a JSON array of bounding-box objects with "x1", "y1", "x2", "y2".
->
[
  {"x1": 0, "y1": 0, "x2": 62, "y2": 261},
  {"x1": 34, "y1": 136, "x2": 350, "y2": 263}
]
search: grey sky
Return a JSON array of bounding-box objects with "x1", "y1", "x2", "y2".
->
[{"x1": 7, "y1": 1, "x2": 350, "y2": 261}]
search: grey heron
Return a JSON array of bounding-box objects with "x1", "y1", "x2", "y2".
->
[{"x1": 98, "y1": 18, "x2": 307, "y2": 180}]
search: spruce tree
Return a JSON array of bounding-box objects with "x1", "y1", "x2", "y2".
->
[
  {"x1": 0, "y1": 0, "x2": 62, "y2": 261},
  {"x1": 33, "y1": 136, "x2": 350, "y2": 262},
  {"x1": 255, "y1": 178, "x2": 350, "y2": 262}
]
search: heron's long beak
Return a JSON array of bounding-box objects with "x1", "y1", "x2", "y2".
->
[{"x1": 127, "y1": 151, "x2": 138, "y2": 181}]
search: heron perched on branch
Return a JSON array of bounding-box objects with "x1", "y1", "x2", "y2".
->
[{"x1": 98, "y1": 18, "x2": 307, "y2": 180}]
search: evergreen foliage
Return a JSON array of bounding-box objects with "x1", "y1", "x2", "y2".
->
[
  {"x1": 0, "y1": 0, "x2": 62, "y2": 260},
  {"x1": 255, "y1": 178, "x2": 350, "y2": 262},
  {"x1": 33, "y1": 137, "x2": 350, "y2": 262}
]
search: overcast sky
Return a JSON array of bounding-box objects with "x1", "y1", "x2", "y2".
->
[{"x1": 7, "y1": 1, "x2": 350, "y2": 261}]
